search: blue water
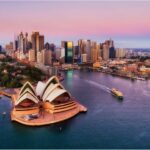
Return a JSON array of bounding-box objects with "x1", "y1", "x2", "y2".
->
[{"x1": 0, "y1": 70, "x2": 150, "y2": 149}]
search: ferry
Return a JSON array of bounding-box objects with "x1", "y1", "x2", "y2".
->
[{"x1": 111, "y1": 88, "x2": 123, "y2": 99}]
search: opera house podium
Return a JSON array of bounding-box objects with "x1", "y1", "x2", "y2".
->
[{"x1": 11, "y1": 76, "x2": 87, "y2": 126}]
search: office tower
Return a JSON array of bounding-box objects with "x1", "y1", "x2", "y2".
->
[
  {"x1": 45, "y1": 50, "x2": 52, "y2": 65},
  {"x1": 60, "y1": 47, "x2": 65, "y2": 63},
  {"x1": 37, "y1": 51, "x2": 42, "y2": 64},
  {"x1": 31, "y1": 32, "x2": 44, "y2": 61},
  {"x1": 73, "y1": 46, "x2": 79, "y2": 63},
  {"x1": 41, "y1": 49, "x2": 52, "y2": 65},
  {"x1": 5, "y1": 42, "x2": 13, "y2": 50},
  {"x1": 102, "y1": 43, "x2": 109, "y2": 60},
  {"x1": 108, "y1": 39, "x2": 116, "y2": 59},
  {"x1": 78, "y1": 39, "x2": 86, "y2": 54},
  {"x1": 55, "y1": 47, "x2": 61, "y2": 60},
  {"x1": 62, "y1": 41, "x2": 73, "y2": 64},
  {"x1": 116, "y1": 48, "x2": 126, "y2": 58},
  {"x1": 78, "y1": 39, "x2": 91, "y2": 62},
  {"x1": 13, "y1": 34, "x2": 18, "y2": 51},
  {"x1": 49, "y1": 43, "x2": 56, "y2": 51},
  {"x1": 81, "y1": 54, "x2": 87, "y2": 63},
  {"x1": 0, "y1": 45, "x2": 2, "y2": 52},
  {"x1": 45, "y1": 42, "x2": 50, "y2": 50},
  {"x1": 91, "y1": 41, "x2": 100, "y2": 63},
  {"x1": 18, "y1": 32, "x2": 24, "y2": 53},
  {"x1": 23, "y1": 32, "x2": 28, "y2": 53},
  {"x1": 27, "y1": 41, "x2": 32, "y2": 50},
  {"x1": 31, "y1": 32, "x2": 39, "y2": 52},
  {"x1": 39, "y1": 35, "x2": 44, "y2": 51},
  {"x1": 29, "y1": 49, "x2": 36, "y2": 62}
]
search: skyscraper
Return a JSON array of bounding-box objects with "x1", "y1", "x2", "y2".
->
[
  {"x1": 0, "y1": 45, "x2": 2, "y2": 52},
  {"x1": 62, "y1": 41, "x2": 73, "y2": 64},
  {"x1": 31, "y1": 32, "x2": 44, "y2": 61},
  {"x1": 18, "y1": 32, "x2": 24, "y2": 53},
  {"x1": 108, "y1": 39, "x2": 116, "y2": 59},
  {"x1": 102, "y1": 43, "x2": 109, "y2": 60},
  {"x1": 78, "y1": 39, "x2": 91, "y2": 62}
]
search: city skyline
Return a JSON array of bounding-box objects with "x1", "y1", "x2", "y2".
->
[{"x1": 0, "y1": 1, "x2": 150, "y2": 48}]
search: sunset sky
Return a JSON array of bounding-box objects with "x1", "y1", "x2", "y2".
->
[{"x1": 0, "y1": 1, "x2": 150, "y2": 48}]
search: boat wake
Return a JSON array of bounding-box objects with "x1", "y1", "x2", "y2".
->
[
  {"x1": 84, "y1": 79, "x2": 111, "y2": 93},
  {"x1": 73, "y1": 75, "x2": 111, "y2": 93}
]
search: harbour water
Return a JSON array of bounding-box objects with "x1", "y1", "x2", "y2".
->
[{"x1": 0, "y1": 70, "x2": 150, "y2": 149}]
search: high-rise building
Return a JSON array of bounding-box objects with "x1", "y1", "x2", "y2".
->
[
  {"x1": 0, "y1": 45, "x2": 2, "y2": 52},
  {"x1": 62, "y1": 41, "x2": 73, "y2": 64},
  {"x1": 41, "y1": 49, "x2": 52, "y2": 65},
  {"x1": 45, "y1": 42, "x2": 50, "y2": 50},
  {"x1": 29, "y1": 49, "x2": 36, "y2": 62},
  {"x1": 102, "y1": 43, "x2": 109, "y2": 60},
  {"x1": 91, "y1": 41, "x2": 100, "y2": 63},
  {"x1": 39, "y1": 35, "x2": 44, "y2": 51},
  {"x1": 116, "y1": 48, "x2": 126, "y2": 58},
  {"x1": 37, "y1": 51, "x2": 42, "y2": 64},
  {"x1": 31, "y1": 32, "x2": 39, "y2": 52},
  {"x1": 49, "y1": 43, "x2": 56, "y2": 51},
  {"x1": 108, "y1": 39, "x2": 115, "y2": 59},
  {"x1": 81, "y1": 54, "x2": 87, "y2": 63},
  {"x1": 78, "y1": 39, "x2": 91, "y2": 62},
  {"x1": 18, "y1": 32, "x2": 24, "y2": 53},
  {"x1": 31, "y1": 32, "x2": 44, "y2": 61},
  {"x1": 55, "y1": 47, "x2": 61, "y2": 60}
]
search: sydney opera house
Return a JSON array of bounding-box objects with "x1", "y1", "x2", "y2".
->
[{"x1": 11, "y1": 76, "x2": 87, "y2": 126}]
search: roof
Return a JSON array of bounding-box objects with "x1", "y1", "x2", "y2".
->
[
  {"x1": 42, "y1": 83, "x2": 69, "y2": 102},
  {"x1": 36, "y1": 81, "x2": 46, "y2": 97},
  {"x1": 16, "y1": 76, "x2": 71, "y2": 105},
  {"x1": 44, "y1": 88, "x2": 70, "y2": 102},
  {"x1": 16, "y1": 81, "x2": 39, "y2": 106},
  {"x1": 18, "y1": 81, "x2": 35, "y2": 96},
  {"x1": 15, "y1": 92, "x2": 39, "y2": 105},
  {"x1": 41, "y1": 76, "x2": 59, "y2": 97}
]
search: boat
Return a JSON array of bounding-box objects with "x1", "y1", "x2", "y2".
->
[{"x1": 111, "y1": 88, "x2": 123, "y2": 99}]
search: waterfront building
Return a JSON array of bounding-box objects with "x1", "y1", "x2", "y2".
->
[
  {"x1": 62, "y1": 41, "x2": 73, "y2": 64},
  {"x1": 55, "y1": 47, "x2": 61, "y2": 60},
  {"x1": 102, "y1": 43, "x2": 109, "y2": 60},
  {"x1": 116, "y1": 48, "x2": 126, "y2": 58},
  {"x1": 78, "y1": 39, "x2": 91, "y2": 62},
  {"x1": 81, "y1": 54, "x2": 87, "y2": 63},
  {"x1": 31, "y1": 32, "x2": 44, "y2": 61},
  {"x1": 15, "y1": 82, "x2": 39, "y2": 111},
  {"x1": 11, "y1": 76, "x2": 86, "y2": 126},
  {"x1": 41, "y1": 49, "x2": 52, "y2": 65},
  {"x1": 91, "y1": 42, "x2": 100, "y2": 63}
]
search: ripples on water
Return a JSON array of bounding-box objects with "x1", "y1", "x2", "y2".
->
[{"x1": 1, "y1": 70, "x2": 150, "y2": 149}]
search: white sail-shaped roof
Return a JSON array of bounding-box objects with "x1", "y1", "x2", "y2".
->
[
  {"x1": 42, "y1": 83, "x2": 64, "y2": 101},
  {"x1": 18, "y1": 81, "x2": 35, "y2": 96},
  {"x1": 41, "y1": 76, "x2": 59, "y2": 97},
  {"x1": 43, "y1": 88, "x2": 70, "y2": 102},
  {"x1": 16, "y1": 81, "x2": 39, "y2": 106},
  {"x1": 15, "y1": 92, "x2": 39, "y2": 105},
  {"x1": 36, "y1": 81, "x2": 46, "y2": 97}
]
